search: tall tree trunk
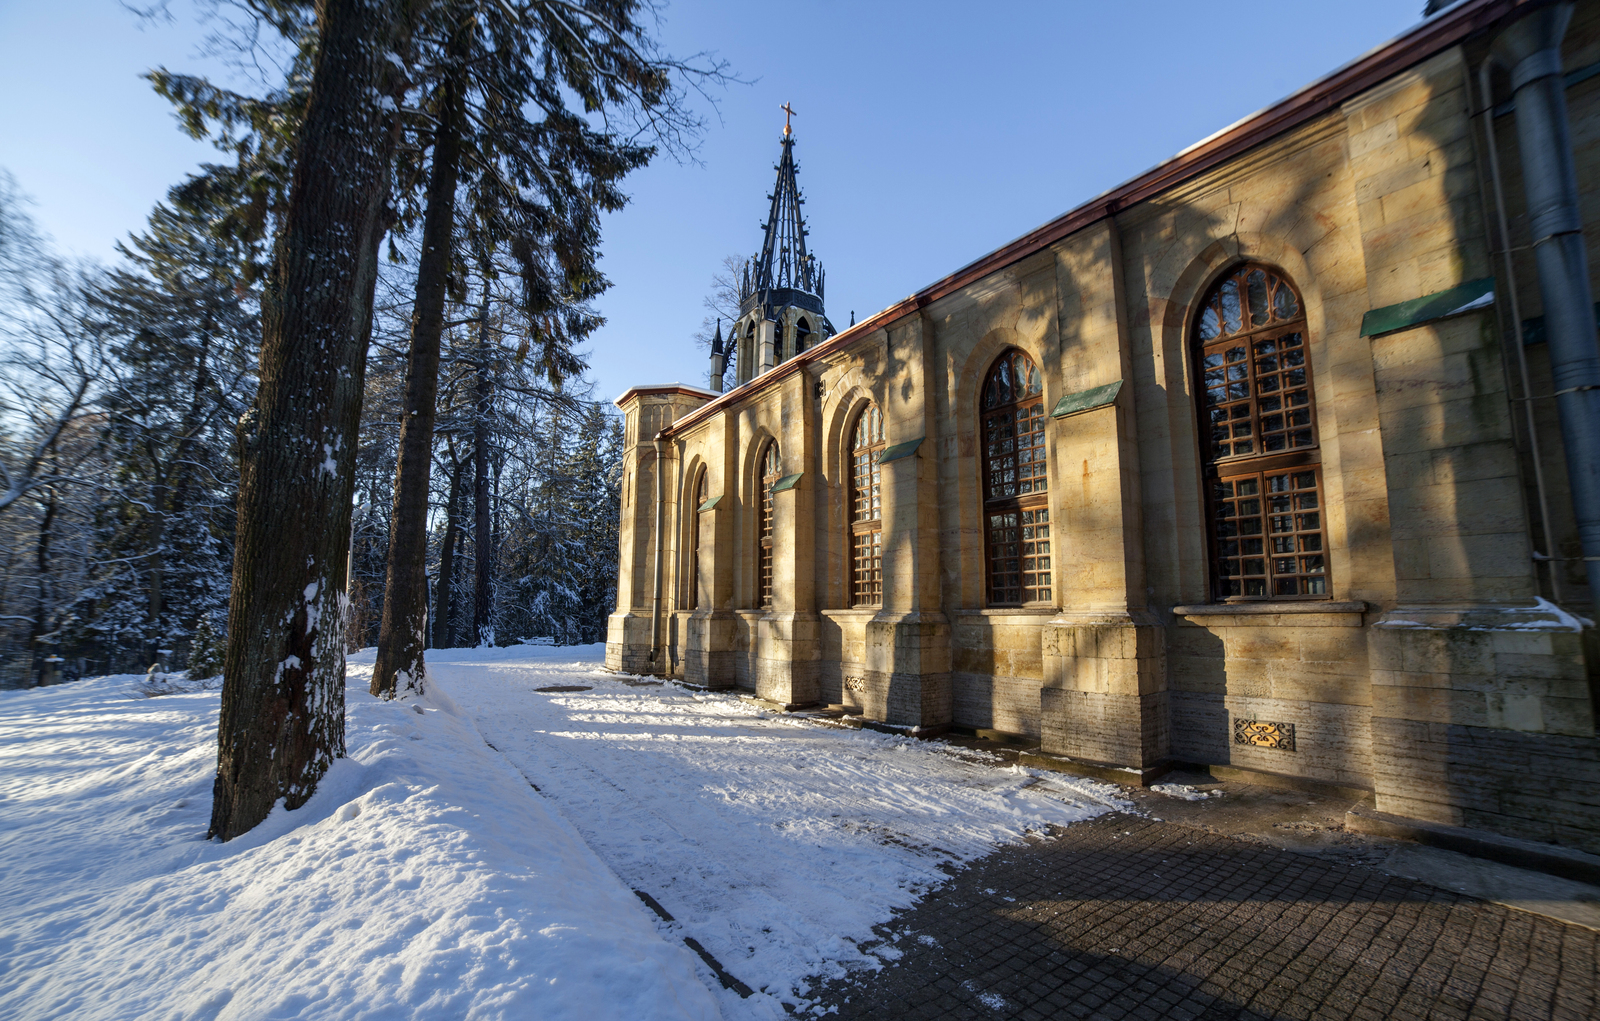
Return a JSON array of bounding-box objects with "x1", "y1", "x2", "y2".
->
[
  {"x1": 166, "y1": 331, "x2": 213, "y2": 663},
  {"x1": 29, "y1": 484, "x2": 55, "y2": 686},
  {"x1": 146, "y1": 475, "x2": 164, "y2": 669},
  {"x1": 210, "y1": 0, "x2": 411, "y2": 842},
  {"x1": 371, "y1": 41, "x2": 466, "y2": 698},
  {"x1": 433, "y1": 453, "x2": 466, "y2": 649},
  {"x1": 146, "y1": 437, "x2": 170, "y2": 669},
  {"x1": 473, "y1": 301, "x2": 494, "y2": 647}
]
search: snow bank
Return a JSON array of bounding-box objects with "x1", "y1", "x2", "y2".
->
[
  {"x1": 0, "y1": 667, "x2": 719, "y2": 1021},
  {"x1": 423, "y1": 644, "x2": 1123, "y2": 1018}
]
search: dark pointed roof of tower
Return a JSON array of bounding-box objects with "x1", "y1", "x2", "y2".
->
[
  {"x1": 753, "y1": 133, "x2": 819, "y2": 296},
  {"x1": 739, "y1": 112, "x2": 829, "y2": 328}
]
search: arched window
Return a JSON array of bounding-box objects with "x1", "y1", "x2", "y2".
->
[
  {"x1": 849, "y1": 404, "x2": 885, "y2": 606},
  {"x1": 796, "y1": 317, "x2": 812, "y2": 355},
  {"x1": 690, "y1": 470, "x2": 707, "y2": 610},
  {"x1": 1194, "y1": 264, "x2": 1327, "y2": 599},
  {"x1": 758, "y1": 442, "x2": 781, "y2": 607},
  {"x1": 981, "y1": 349, "x2": 1050, "y2": 605}
]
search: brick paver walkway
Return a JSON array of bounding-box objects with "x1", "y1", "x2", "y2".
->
[{"x1": 808, "y1": 814, "x2": 1598, "y2": 1020}]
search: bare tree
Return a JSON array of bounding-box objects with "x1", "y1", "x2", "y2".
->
[
  {"x1": 0, "y1": 176, "x2": 114, "y2": 518},
  {"x1": 690, "y1": 253, "x2": 746, "y2": 352}
]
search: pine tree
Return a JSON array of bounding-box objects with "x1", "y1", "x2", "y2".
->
[
  {"x1": 187, "y1": 614, "x2": 226, "y2": 682},
  {"x1": 369, "y1": 0, "x2": 727, "y2": 691},
  {"x1": 208, "y1": 0, "x2": 417, "y2": 841},
  {"x1": 82, "y1": 199, "x2": 260, "y2": 673}
]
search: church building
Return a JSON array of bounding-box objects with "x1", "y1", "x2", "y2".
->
[{"x1": 609, "y1": 0, "x2": 1600, "y2": 856}]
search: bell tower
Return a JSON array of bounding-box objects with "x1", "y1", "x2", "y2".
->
[{"x1": 725, "y1": 103, "x2": 834, "y2": 387}]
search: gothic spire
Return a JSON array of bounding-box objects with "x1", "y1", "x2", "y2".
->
[{"x1": 744, "y1": 110, "x2": 823, "y2": 304}]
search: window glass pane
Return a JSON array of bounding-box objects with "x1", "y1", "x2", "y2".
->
[
  {"x1": 982, "y1": 350, "x2": 1050, "y2": 604},
  {"x1": 1273, "y1": 281, "x2": 1299, "y2": 320},
  {"x1": 1221, "y1": 280, "x2": 1242, "y2": 334},
  {"x1": 1194, "y1": 268, "x2": 1325, "y2": 600},
  {"x1": 1247, "y1": 270, "x2": 1269, "y2": 327}
]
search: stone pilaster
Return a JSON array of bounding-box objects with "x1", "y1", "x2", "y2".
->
[
  {"x1": 1040, "y1": 219, "x2": 1168, "y2": 773},
  {"x1": 864, "y1": 314, "x2": 952, "y2": 731},
  {"x1": 756, "y1": 373, "x2": 820, "y2": 706},
  {"x1": 683, "y1": 412, "x2": 737, "y2": 688},
  {"x1": 604, "y1": 386, "x2": 710, "y2": 676},
  {"x1": 1344, "y1": 45, "x2": 1600, "y2": 842},
  {"x1": 758, "y1": 319, "x2": 777, "y2": 375}
]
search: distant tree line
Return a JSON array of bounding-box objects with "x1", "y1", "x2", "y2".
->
[
  {"x1": 3, "y1": 0, "x2": 726, "y2": 841},
  {"x1": 0, "y1": 170, "x2": 623, "y2": 690}
]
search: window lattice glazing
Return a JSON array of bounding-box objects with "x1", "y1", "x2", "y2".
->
[
  {"x1": 759, "y1": 443, "x2": 780, "y2": 606},
  {"x1": 691, "y1": 471, "x2": 706, "y2": 610},
  {"x1": 986, "y1": 507, "x2": 1051, "y2": 606},
  {"x1": 981, "y1": 350, "x2": 1050, "y2": 604},
  {"x1": 1210, "y1": 470, "x2": 1327, "y2": 597},
  {"x1": 1195, "y1": 265, "x2": 1329, "y2": 600},
  {"x1": 850, "y1": 405, "x2": 884, "y2": 606}
]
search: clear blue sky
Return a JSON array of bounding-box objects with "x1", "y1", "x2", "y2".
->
[{"x1": 0, "y1": 1, "x2": 1432, "y2": 401}]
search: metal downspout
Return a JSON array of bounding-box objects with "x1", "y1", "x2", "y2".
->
[
  {"x1": 649, "y1": 432, "x2": 667, "y2": 672},
  {"x1": 1475, "y1": 60, "x2": 1564, "y2": 606},
  {"x1": 1493, "y1": 2, "x2": 1600, "y2": 625}
]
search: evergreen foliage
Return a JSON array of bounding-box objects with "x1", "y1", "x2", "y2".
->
[{"x1": 0, "y1": 0, "x2": 727, "y2": 708}]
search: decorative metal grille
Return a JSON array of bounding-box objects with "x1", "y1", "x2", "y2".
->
[
  {"x1": 1195, "y1": 265, "x2": 1329, "y2": 601},
  {"x1": 759, "y1": 443, "x2": 780, "y2": 606},
  {"x1": 1233, "y1": 718, "x2": 1296, "y2": 751},
  {"x1": 981, "y1": 350, "x2": 1050, "y2": 605},
  {"x1": 691, "y1": 472, "x2": 706, "y2": 609},
  {"x1": 850, "y1": 405, "x2": 884, "y2": 606}
]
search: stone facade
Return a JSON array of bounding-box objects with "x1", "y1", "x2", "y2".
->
[{"x1": 609, "y1": 0, "x2": 1600, "y2": 853}]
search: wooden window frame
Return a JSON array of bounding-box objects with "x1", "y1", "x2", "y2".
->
[
  {"x1": 758, "y1": 442, "x2": 780, "y2": 607},
  {"x1": 980, "y1": 349, "x2": 1052, "y2": 607},
  {"x1": 690, "y1": 470, "x2": 706, "y2": 610},
  {"x1": 1193, "y1": 264, "x2": 1331, "y2": 602},
  {"x1": 849, "y1": 404, "x2": 885, "y2": 607}
]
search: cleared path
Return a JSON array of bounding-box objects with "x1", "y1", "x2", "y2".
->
[{"x1": 428, "y1": 645, "x2": 1117, "y2": 1019}]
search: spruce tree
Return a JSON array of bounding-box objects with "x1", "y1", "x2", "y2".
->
[
  {"x1": 208, "y1": 0, "x2": 417, "y2": 841},
  {"x1": 369, "y1": 0, "x2": 724, "y2": 689}
]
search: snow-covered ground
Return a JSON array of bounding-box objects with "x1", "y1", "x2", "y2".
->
[
  {"x1": 419, "y1": 645, "x2": 1123, "y2": 1017},
  {"x1": 1, "y1": 644, "x2": 1121, "y2": 1021},
  {"x1": 0, "y1": 658, "x2": 718, "y2": 1021}
]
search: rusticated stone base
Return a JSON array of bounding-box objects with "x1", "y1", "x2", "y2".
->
[
  {"x1": 1368, "y1": 606, "x2": 1600, "y2": 852},
  {"x1": 863, "y1": 612, "x2": 953, "y2": 729},
  {"x1": 1041, "y1": 688, "x2": 1169, "y2": 770},
  {"x1": 682, "y1": 610, "x2": 738, "y2": 689},
  {"x1": 1040, "y1": 613, "x2": 1168, "y2": 769},
  {"x1": 605, "y1": 611, "x2": 655, "y2": 676},
  {"x1": 754, "y1": 611, "x2": 821, "y2": 706}
]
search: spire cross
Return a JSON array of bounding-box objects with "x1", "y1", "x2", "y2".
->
[{"x1": 781, "y1": 101, "x2": 797, "y2": 136}]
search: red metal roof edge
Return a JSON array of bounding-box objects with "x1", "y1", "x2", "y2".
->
[
  {"x1": 661, "y1": 0, "x2": 1520, "y2": 439},
  {"x1": 613, "y1": 382, "x2": 721, "y2": 408}
]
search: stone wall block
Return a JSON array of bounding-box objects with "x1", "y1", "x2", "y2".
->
[
  {"x1": 952, "y1": 672, "x2": 1043, "y2": 737},
  {"x1": 754, "y1": 612, "x2": 821, "y2": 706},
  {"x1": 682, "y1": 611, "x2": 739, "y2": 689},
  {"x1": 1372, "y1": 685, "x2": 1489, "y2": 726},
  {"x1": 605, "y1": 611, "x2": 656, "y2": 676},
  {"x1": 1041, "y1": 687, "x2": 1169, "y2": 769}
]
